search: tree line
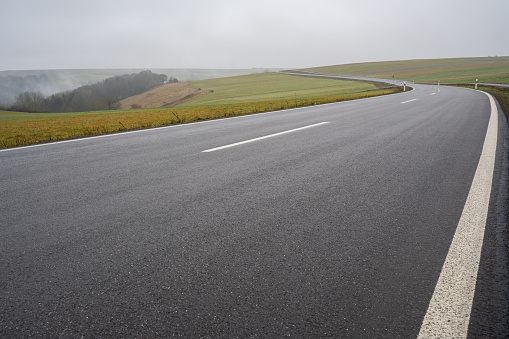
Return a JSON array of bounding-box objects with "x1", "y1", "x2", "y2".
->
[{"x1": 9, "y1": 70, "x2": 177, "y2": 113}]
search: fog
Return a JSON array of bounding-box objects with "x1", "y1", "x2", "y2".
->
[
  {"x1": 0, "y1": 68, "x2": 271, "y2": 106},
  {"x1": 1, "y1": 0, "x2": 508, "y2": 71},
  {"x1": 0, "y1": 71, "x2": 87, "y2": 106}
]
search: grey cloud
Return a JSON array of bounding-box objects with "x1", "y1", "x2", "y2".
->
[{"x1": 1, "y1": 0, "x2": 508, "y2": 70}]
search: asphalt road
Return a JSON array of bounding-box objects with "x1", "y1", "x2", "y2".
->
[{"x1": 1, "y1": 85, "x2": 508, "y2": 337}]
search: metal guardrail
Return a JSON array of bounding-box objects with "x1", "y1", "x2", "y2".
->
[
  {"x1": 280, "y1": 70, "x2": 509, "y2": 90},
  {"x1": 415, "y1": 81, "x2": 509, "y2": 89},
  {"x1": 279, "y1": 70, "x2": 407, "y2": 89}
]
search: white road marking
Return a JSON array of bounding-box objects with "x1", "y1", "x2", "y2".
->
[
  {"x1": 0, "y1": 122, "x2": 184, "y2": 153},
  {"x1": 417, "y1": 92, "x2": 498, "y2": 338},
  {"x1": 0, "y1": 110, "x2": 300, "y2": 153},
  {"x1": 401, "y1": 99, "x2": 418, "y2": 104},
  {"x1": 430, "y1": 93, "x2": 436, "y2": 96},
  {"x1": 202, "y1": 122, "x2": 330, "y2": 153}
]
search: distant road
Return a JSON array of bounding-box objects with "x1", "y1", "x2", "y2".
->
[
  {"x1": 1, "y1": 84, "x2": 508, "y2": 337},
  {"x1": 280, "y1": 70, "x2": 509, "y2": 88}
]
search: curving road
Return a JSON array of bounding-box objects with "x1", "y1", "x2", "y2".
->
[{"x1": 1, "y1": 84, "x2": 508, "y2": 337}]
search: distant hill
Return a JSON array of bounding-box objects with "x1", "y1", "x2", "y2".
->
[
  {"x1": 305, "y1": 56, "x2": 509, "y2": 84},
  {"x1": 117, "y1": 72, "x2": 381, "y2": 110},
  {"x1": 116, "y1": 57, "x2": 509, "y2": 110},
  {"x1": 0, "y1": 68, "x2": 277, "y2": 106},
  {"x1": 10, "y1": 70, "x2": 173, "y2": 113}
]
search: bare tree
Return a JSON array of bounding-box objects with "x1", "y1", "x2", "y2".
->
[{"x1": 13, "y1": 91, "x2": 46, "y2": 112}]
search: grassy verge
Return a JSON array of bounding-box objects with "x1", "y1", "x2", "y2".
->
[
  {"x1": 479, "y1": 86, "x2": 509, "y2": 121},
  {"x1": 0, "y1": 87, "x2": 402, "y2": 149}
]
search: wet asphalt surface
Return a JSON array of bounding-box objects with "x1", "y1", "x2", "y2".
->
[{"x1": 1, "y1": 85, "x2": 508, "y2": 337}]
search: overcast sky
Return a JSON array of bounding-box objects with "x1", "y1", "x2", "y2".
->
[{"x1": 1, "y1": 0, "x2": 508, "y2": 71}]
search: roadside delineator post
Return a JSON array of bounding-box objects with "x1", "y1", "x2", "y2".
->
[{"x1": 475, "y1": 79, "x2": 478, "y2": 90}]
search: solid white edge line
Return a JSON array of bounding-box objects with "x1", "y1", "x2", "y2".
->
[
  {"x1": 417, "y1": 92, "x2": 498, "y2": 338},
  {"x1": 202, "y1": 122, "x2": 330, "y2": 152}
]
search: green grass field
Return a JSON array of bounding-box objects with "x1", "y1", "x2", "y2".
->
[
  {"x1": 181, "y1": 72, "x2": 380, "y2": 106},
  {"x1": 306, "y1": 56, "x2": 509, "y2": 84}
]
